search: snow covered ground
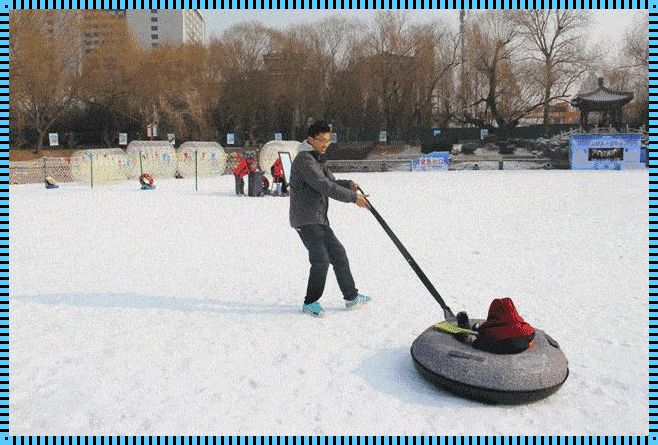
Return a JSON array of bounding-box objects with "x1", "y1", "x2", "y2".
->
[{"x1": 10, "y1": 170, "x2": 648, "y2": 436}]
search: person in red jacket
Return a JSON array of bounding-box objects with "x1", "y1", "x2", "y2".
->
[
  {"x1": 270, "y1": 157, "x2": 288, "y2": 196},
  {"x1": 233, "y1": 154, "x2": 254, "y2": 196}
]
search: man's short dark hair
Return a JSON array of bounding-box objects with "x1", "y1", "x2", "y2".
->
[{"x1": 307, "y1": 120, "x2": 331, "y2": 138}]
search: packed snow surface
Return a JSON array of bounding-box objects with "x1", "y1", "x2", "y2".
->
[{"x1": 10, "y1": 170, "x2": 647, "y2": 435}]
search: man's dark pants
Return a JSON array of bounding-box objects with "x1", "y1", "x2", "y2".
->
[
  {"x1": 296, "y1": 224, "x2": 358, "y2": 304},
  {"x1": 234, "y1": 174, "x2": 245, "y2": 195}
]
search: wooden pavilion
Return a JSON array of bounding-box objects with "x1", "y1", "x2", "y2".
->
[{"x1": 571, "y1": 78, "x2": 634, "y2": 128}]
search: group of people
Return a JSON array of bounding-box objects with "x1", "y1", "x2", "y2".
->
[{"x1": 233, "y1": 153, "x2": 288, "y2": 197}]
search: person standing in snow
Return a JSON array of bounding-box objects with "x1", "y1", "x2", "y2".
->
[
  {"x1": 271, "y1": 157, "x2": 288, "y2": 196},
  {"x1": 233, "y1": 153, "x2": 254, "y2": 196},
  {"x1": 289, "y1": 120, "x2": 371, "y2": 317}
]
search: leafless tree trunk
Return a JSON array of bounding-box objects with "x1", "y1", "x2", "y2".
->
[
  {"x1": 621, "y1": 11, "x2": 648, "y2": 126},
  {"x1": 10, "y1": 11, "x2": 82, "y2": 151},
  {"x1": 515, "y1": 10, "x2": 591, "y2": 130},
  {"x1": 464, "y1": 11, "x2": 521, "y2": 129}
]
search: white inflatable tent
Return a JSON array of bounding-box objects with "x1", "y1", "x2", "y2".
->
[
  {"x1": 71, "y1": 148, "x2": 129, "y2": 183},
  {"x1": 126, "y1": 141, "x2": 176, "y2": 179},
  {"x1": 176, "y1": 142, "x2": 227, "y2": 177},
  {"x1": 258, "y1": 141, "x2": 305, "y2": 176}
]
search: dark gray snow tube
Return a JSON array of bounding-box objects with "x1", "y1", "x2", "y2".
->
[{"x1": 410, "y1": 322, "x2": 569, "y2": 404}]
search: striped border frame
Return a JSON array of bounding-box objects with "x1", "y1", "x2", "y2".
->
[
  {"x1": 0, "y1": 0, "x2": 7, "y2": 439},
  {"x1": 3, "y1": 1, "x2": 652, "y2": 442},
  {"x1": 4, "y1": 1, "x2": 652, "y2": 8},
  {"x1": 650, "y1": 3, "x2": 658, "y2": 444},
  {"x1": 2, "y1": 438, "x2": 654, "y2": 444}
]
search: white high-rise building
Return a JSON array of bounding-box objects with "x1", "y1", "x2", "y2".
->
[
  {"x1": 80, "y1": 10, "x2": 127, "y2": 54},
  {"x1": 125, "y1": 9, "x2": 205, "y2": 49}
]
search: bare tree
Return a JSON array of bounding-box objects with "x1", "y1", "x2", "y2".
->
[
  {"x1": 302, "y1": 15, "x2": 360, "y2": 76},
  {"x1": 217, "y1": 21, "x2": 273, "y2": 76},
  {"x1": 515, "y1": 10, "x2": 591, "y2": 128},
  {"x1": 154, "y1": 43, "x2": 218, "y2": 141},
  {"x1": 272, "y1": 27, "x2": 327, "y2": 139},
  {"x1": 462, "y1": 10, "x2": 595, "y2": 132},
  {"x1": 624, "y1": 11, "x2": 648, "y2": 71},
  {"x1": 620, "y1": 11, "x2": 648, "y2": 126},
  {"x1": 596, "y1": 12, "x2": 647, "y2": 127},
  {"x1": 210, "y1": 22, "x2": 278, "y2": 142},
  {"x1": 463, "y1": 11, "x2": 523, "y2": 130},
  {"x1": 410, "y1": 23, "x2": 460, "y2": 130},
  {"x1": 294, "y1": 15, "x2": 364, "y2": 129},
  {"x1": 79, "y1": 11, "x2": 144, "y2": 143},
  {"x1": 10, "y1": 11, "x2": 82, "y2": 151},
  {"x1": 356, "y1": 12, "x2": 431, "y2": 139}
]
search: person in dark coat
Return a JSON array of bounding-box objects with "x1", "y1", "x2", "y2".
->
[{"x1": 289, "y1": 120, "x2": 371, "y2": 317}]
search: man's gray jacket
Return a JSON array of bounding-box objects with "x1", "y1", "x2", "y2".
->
[{"x1": 289, "y1": 141, "x2": 357, "y2": 228}]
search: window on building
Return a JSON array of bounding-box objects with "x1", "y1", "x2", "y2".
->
[
  {"x1": 151, "y1": 17, "x2": 158, "y2": 22},
  {"x1": 152, "y1": 34, "x2": 158, "y2": 40},
  {"x1": 151, "y1": 26, "x2": 158, "y2": 31},
  {"x1": 152, "y1": 43, "x2": 158, "y2": 48}
]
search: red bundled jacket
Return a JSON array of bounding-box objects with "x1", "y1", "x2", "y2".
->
[
  {"x1": 233, "y1": 156, "x2": 254, "y2": 178},
  {"x1": 271, "y1": 158, "x2": 284, "y2": 181}
]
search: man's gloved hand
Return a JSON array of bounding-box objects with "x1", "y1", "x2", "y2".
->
[{"x1": 355, "y1": 194, "x2": 370, "y2": 209}]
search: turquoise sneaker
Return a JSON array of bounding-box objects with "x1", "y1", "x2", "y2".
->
[
  {"x1": 302, "y1": 302, "x2": 325, "y2": 317},
  {"x1": 345, "y1": 294, "x2": 371, "y2": 310}
]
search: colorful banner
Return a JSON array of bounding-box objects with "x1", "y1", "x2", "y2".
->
[
  {"x1": 569, "y1": 134, "x2": 644, "y2": 170},
  {"x1": 411, "y1": 152, "x2": 450, "y2": 171}
]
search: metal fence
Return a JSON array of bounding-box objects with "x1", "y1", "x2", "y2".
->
[
  {"x1": 10, "y1": 157, "x2": 74, "y2": 185},
  {"x1": 10, "y1": 148, "x2": 243, "y2": 185}
]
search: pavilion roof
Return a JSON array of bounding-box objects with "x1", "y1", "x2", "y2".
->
[{"x1": 572, "y1": 78, "x2": 634, "y2": 108}]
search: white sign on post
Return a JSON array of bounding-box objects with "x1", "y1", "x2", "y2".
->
[
  {"x1": 167, "y1": 133, "x2": 175, "y2": 146},
  {"x1": 379, "y1": 131, "x2": 387, "y2": 143},
  {"x1": 274, "y1": 133, "x2": 283, "y2": 141},
  {"x1": 480, "y1": 128, "x2": 489, "y2": 140},
  {"x1": 227, "y1": 133, "x2": 235, "y2": 145},
  {"x1": 119, "y1": 133, "x2": 128, "y2": 145},
  {"x1": 147, "y1": 124, "x2": 158, "y2": 138},
  {"x1": 48, "y1": 133, "x2": 59, "y2": 147}
]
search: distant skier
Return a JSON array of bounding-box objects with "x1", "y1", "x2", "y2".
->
[
  {"x1": 44, "y1": 176, "x2": 59, "y2": 189},
  {"x1": 289, "y1": 120, "x2": 371, "y2": 317},
  {"x1": 139, "y1": 173, "x2": 156, "y2": 190}
]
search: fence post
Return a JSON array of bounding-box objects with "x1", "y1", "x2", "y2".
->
[
  {"x1": 139, "y1": 149, "x2": 144, "y2": 177},
  {"x1": 42, "y1": 157, "x2": 47, "y2": 183},
  {"x1": 195, "y1": 150, "x2": 198, "y2": 191}
]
